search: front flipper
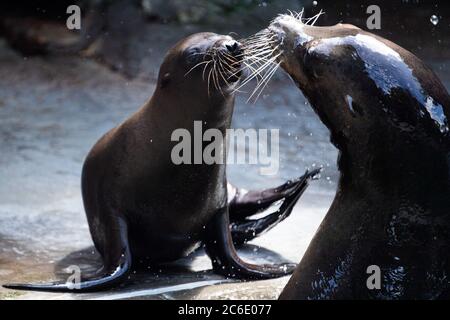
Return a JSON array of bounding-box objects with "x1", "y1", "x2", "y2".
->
[
  {"x1": 3, "y1": 216, "x2": 131, "y2": 293},
  {"x1": 230, "y1": 169, "x2": 321, "y2": 245},
  {"x1": 229, "y1": 169, "x2": 321, "y2": 221},
  {"x1": 204, "y1": 207, "x2": 296, "y2": 279}
]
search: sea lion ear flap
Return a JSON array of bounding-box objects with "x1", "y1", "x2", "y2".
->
[{"x1": 160, "y1": 72, "x2": 171, "y2": 89}]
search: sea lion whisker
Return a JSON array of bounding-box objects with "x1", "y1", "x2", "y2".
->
[
  {"x1": 248, "y1": 51, "x2": 281, "y2": 73},
  {"x1": 225, "y1": 58, "x2": 264, "y2": 84},
  {"x1": 185, "y1": 60, "x2": 211, "y2": 77},
  {"x1": 310, "y1": 9, "x2": 324, "y2": 26},
  {"x1": 211, "y1": 60, "x2": 219, "y2": 91},
  {"x1": 232, "y1": 44, "x2": 280, "y2": 86},
  {"x1": 248, "y1": 61, "x2": 281, "y2": 103},
  {"x1": 202, "y1": 60, "x2": 213, "y2": 81},
  {"x1": 217, "y1": 61, "x2": 233, "y2": 89},
  {"x1": 220, "y1": 59, "x2": 239, "y2": 77},
  {"x1": 242, "y1": 43, "x2": 269, "y2": 50},
  {"x1": 240, "y1": 58, "x2": 274, "y2": 77},
  {"x1": 207, "y1": 65, "x2": 214, "y2": 96},
  {"x1": 242, "y1": 36, "x2": 277, "y2": 47},
  {"x1": 241, "y1": 46, "x2": 273, "y2": 55},
  {"x1": 211, "y1": 60, "x2": 223, "y2": 94},
  {"x1": 242, "y1": 37, "x2": 275, "y2": 46},
  {"x1": 246, "y1": 39, "x2": 279, "y2": 50},
  {"x1": 245, "y1": 47, "x2": 278, "y2": 58},
  {"x1": 242, "y1": 52, "x2": 279, "y2": 68},
  {"x1": 241, "y1": 43, "x2": 270, "y2": 51},
  {"x1": 304, "y1": 10, "x2": 324, "y2": 26},
  {"x1": 215, "y1": 68, "x2": 226, "y2": 97},
  {"x1": 234, "y1": 53, "x2": 280, "y2": 91},
  {"x1": 243, "y1": 50, "x2": 280, "y2": 67},
  {"x1": 216, "y1": 54, "x2": 234, "y2": 75},
  {"x1": 242, "y1": 42, "x2": 276, "y2": 53},
  {"x1": 242, "y1": 45, "x2": 280, "y2": 59},
  {"x1": 220, "y1": 52, "x2": 240, "y2": 66},
  {"x1": 243, "y1": 55, "x2": 277, "y2": 68},
  {"x1": 241, "y1": 33, "x2": 274, "y2": 43},
  {"x1": 247, "y1": 59, "x2": 280, "y2": 98}
]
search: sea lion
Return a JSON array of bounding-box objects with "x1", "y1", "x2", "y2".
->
[
  {"x1": 250, "y1": 14, "x2": 450, "y2": 299},
  {"x1": 4, "y1": 32, "x2": 318, "y2": 292}
]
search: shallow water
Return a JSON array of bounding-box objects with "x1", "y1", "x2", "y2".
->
[{"x1": 0, "y1": 21, "x2": 448, "y2": 299}]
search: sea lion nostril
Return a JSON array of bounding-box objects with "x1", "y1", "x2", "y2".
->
[{"x1": 226, "y1": 41, "x2": 239, "y2": 53}]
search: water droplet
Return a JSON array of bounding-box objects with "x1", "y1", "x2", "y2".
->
[
  {"x1": 430, "y1": 15, "x2": 439, "y2": 26},
  {"x1": 313, "y1": 1, "x2": 318, "y2": 6}
]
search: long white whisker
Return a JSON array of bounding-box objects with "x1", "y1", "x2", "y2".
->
[
  {"x1": 248, "y1": 61, "x2": 281, "y2": 103},
  {"x1": 310, "y1": 9, "x2": 324, "y2": 26},
  {"x1": 234, "y1": 52, "x2": 281, "y2": 91},
  {"x1": 207, "y1": 65, "x2": 214, "y2": 97},
  {"x1": 202, "y1": 60, "x2": 212, "y2": 81},
  {"x1": 185, "y1": 60, "x2": 210, "y2": 77}
]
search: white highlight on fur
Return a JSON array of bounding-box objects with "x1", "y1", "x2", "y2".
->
[
  {"x1": 345, "y1": 95, "x2": 354, "y2": 114},
  {"x1": 270, "y1": 15, "x2": 313, "y2": 46},
  {"x1": 311, "y1": 34, "x2": 447, "y2": 131},
  {"x1": 425, "y1": 96, "x2": 446, "y2": 130}
]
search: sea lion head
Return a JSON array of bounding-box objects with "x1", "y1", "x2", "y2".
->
[
  {"x1": 156, "y1": 32, "x2": 243, "y2": 103},
  {"x1": 266, "y1": 15, "x2": 450, "y2": 301},
  {"x1": 264, "y1": 14, "x2": 450, "y2": 159}
]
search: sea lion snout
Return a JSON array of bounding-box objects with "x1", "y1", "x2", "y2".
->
[
  {"x1": 220, "y1": 39, "x2": 243, "y2": 58},
  {"x1": 225, "y1": 40, "x2": 240, "y2": 53},
  {"x1": 216, "y1": 39, "x2": 243, "y2": 83}
]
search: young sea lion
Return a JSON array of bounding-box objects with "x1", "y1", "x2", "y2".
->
[{"x1": 4, "y1": 32, "x2": 318, "y2": 292}]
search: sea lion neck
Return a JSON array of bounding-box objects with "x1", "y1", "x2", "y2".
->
[{"x1": 145, "y1": 88, "x2": 235, "y2": 131}]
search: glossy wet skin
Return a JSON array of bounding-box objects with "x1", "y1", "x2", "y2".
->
[{"x1": 266, "y1": 15, "x2": 450, "y2": 299}]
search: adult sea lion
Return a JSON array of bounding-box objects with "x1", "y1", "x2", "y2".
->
[
  {"x1": 4, "y1": 32, "x2": 318, "y2": 292},
  {"x1": 249, "y1": 13, "x2": 450, "y2": 299}
]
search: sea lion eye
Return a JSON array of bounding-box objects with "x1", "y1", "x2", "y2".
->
[{"x1": 185, "y1": 47, "x2": 204, "y2": 63}]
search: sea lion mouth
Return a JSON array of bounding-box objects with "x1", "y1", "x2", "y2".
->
[
  {"x1": 220, "y1": 39, "x2": 244, "y2": 83},
  {"x1": 266, "y1": 10, "x2": 324, "y2": 61}
]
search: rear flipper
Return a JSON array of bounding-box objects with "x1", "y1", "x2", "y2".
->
[
  {"x1": 204, "y1": 207, "x2": 296, "y2": 280},
  {"x1": 230, "y1": 169, "x2": 321, "y2": 245},
  {"x1": 228, "y1": 169, "x2": 321, "y2": 221},
  {"x1": 3, "y1": 216, "x2": 131, "y2": 293}
]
